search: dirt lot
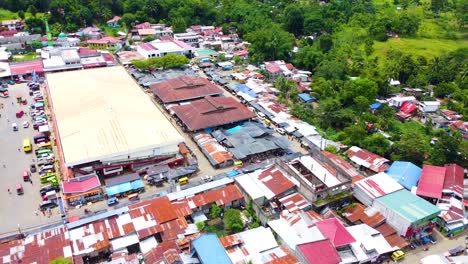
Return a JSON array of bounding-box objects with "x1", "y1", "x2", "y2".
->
[{"x1": 0, "y1": 83, "x2": 60, "y2": 235}]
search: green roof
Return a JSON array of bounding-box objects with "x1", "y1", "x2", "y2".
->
[
  {"x1": 376, "y1": 189, "x2": 440, "y2": 223},
  {"x1": 196, "y1": 48, "x2": 217, "y2": 57}
]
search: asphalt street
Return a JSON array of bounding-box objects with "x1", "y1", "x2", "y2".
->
[{"x1": 0, "y1": 83, "x2": 60, "y2": 235}]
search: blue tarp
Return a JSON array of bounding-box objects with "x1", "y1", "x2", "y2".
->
[
  {"x1": 370, "y1": 103, "x2": 382, "y2": 109},
  {"x1": 106, "y1": 179, "x2": 144, "y2": 196},
  {"x1": 236, "y1": 84, "x2": 256, "y2": 98},
  {"x1": 192, "y1": 234, "x2": 232, "y2": 264},
  {"x1": 386, "y1": 161, "x2": 422, "y2": 190},
  {"x1": 226, "y1": 126, "x2": 242, "y2": 134},
  {"x1": 298, "y1": 93, "x2": 316, "y2": 103},
  {"x1": 226, "y1": 170, "x2": 239, "y2": 177}
]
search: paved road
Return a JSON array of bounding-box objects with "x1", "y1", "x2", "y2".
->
[
  {"x1": 0, "y1": 83, "x2": 60, "y2": 235},
  {"x1": 401, "y1": 230, "x2": 466, "y2": 263}
]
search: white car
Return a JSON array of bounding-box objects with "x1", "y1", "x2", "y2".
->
[
  {"x1": 22, "y1": 121, "x2": 29, "y2": 128},
  {"x1": 275, "y1": 128, "x2": 286, "y2": 135}
]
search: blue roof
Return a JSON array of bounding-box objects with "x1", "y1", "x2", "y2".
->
[
  {"x1": 236, "y1": 84, "x2": 256, "y2": 98},
  {"x1": 298, "y1": 93, "x2": 316, "y2": 102},
  {"x1": 226, "y1": 125, "x2": 242, "y2": 134},
  {"x1": 192, "y1": 234, "x2": 232, "y2": 264},
  {"x1": 369, "y1": 103, "x2": 382, "y2": 109},
  {"x1": 386, "y1": 161, "x2": 422, "y2": 190},
  {"x1": 106, "y1": 179, "x2": 144, "y2": 196}
]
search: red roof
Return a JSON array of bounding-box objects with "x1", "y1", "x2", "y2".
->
[
  {"x1": 107, "y1": 16, "x2": 121, "y2": 23},
  {"x1": 258, "y1": 166, "x2": 296, "y2": 197},
  {"x1": 297, "y1": 240, "x2": 341, "y2": 264},
  {"x1": 102, "y1": 53, "x2": 116, "y2": 64},
  {"x1": 62, "y1": 175, "x2": 101, "y2": 194},
  {"x1": 451, "y1": 120, "x2": 468, "y2": 133},
  {"x1": 129, "y1": 196, "x2": 177, "y2": 224},
  {"x1": 316, "y1": 218, "x2": 356, "y2": 247},
  {"x1": 344, "y1": 203, "x2": 385, "y2": 227},
  {"x1": 193, "y1": 133, "x2": 233, "y2": 165},
  {"x1": 78, "y1": 47, "x2": 98, "y2": 56},
  {"x1": 347, "y1": 146, "x2": 390, "y2": 173},
  {"x1": 233, "y1": 50, "x2": 249, "y2": 56},
  {"x1": 441, "y1": 109, "x2": 461, "y2": 121},
  {"x1": 139, "y1": 42, "x2": 157, "y2": 51},
  {"x1": 172, "y1": 96, "x2": 256, "y2": 131},
  {"x1": 0, "y1": 30, "x2": 18, "y2": 37},
  {"x1": 151, "y1": 76, "x2": 223, "y2": 103},
  {"x1": 187, "y1": 184, "x2": 243, "y2": 208},
  {"x1": 87, "y1": 36, "x2": 122, "y2": 45},
  {"x1": 265, "y1": 62, "x2": 281, "y2": 74},
  {"x1": 400, "y1": 101, "x2": 417, "y2": 114},
  {"x1": 443, "y1": 164, "x2": 464, "y2": 197},
  {"x1": 322, "y1": 151, "x2": 363, "y2": 178},
  {"x1": 144, "y1": 241, "x2": 181, "y2": 264},
  {"x1": 416, "y1": 165, "x2": 446, "y2": 199},
  {"x1": 134, "y1": 22, "x2": 151, "y2": 29},
  {"x1": 9, "y1": 60, "x2": 44, "y2": 75}
]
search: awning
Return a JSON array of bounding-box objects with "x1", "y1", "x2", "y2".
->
[{"x1": 106, "y1": 179, "x2": 144, "y2": 196}]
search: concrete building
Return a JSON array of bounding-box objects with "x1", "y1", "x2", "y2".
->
[
  {"x1": 45, "y1": 67, "x2": 184, "y2": 179},
  {"x1": 136, "y1": 38, "x2": 195, "y2": 59}
]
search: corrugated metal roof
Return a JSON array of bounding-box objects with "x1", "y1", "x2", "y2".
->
[
  {"x1": 316, "y1": 218, "x2": 356, "y2": 247},
  {"x1": 385, "y1": 161, "x2": 422, "y2": 190},
  {"x1": 348, "y1": 146, "x2": 390, "y2": 173},
  {"x1": 355, "y1": 172, "x2": 403, "y2": 200},
  {"x1": 344, "y1": 203, "x2": 385, "y2": 227},
  {"x1": 62, "y1": 174, "x2": 101, "y2": 194},
  {"x1": 192, "y1": 234, "x2": 232, "y2": 264},
  {"x1": 187, "y1": 184, "x2": 243, "y2": 208},
  {"x1": 279, "y1": 192, "x2": 311, "y2": 214},
  {"x1": 129, "y1": 196, "x2": 177, "y2": 225},
  {"x1": 297, "y1": 240, "x2": 341, "y2": 264},
  {"x1": 416, "y1": 165, "x2": 446, "y2": 199},
  {"x1": 151, "y1": 76, "x2": 223, "y2": 103},
  {"x1": 172, "y1": 96, "x2": 256, "y2": 131},
  {"x1": 322, "y1": 151, "x2": 363, "y2": 179},
  {"x1": 443, "y1": 164, "x2": 464, "y2": 197},
  {"x1": 258, "y1": 166, "x2": 296, "y2": 198},
  {"x1": 193, "y1": 133, "x2": 233, "y2": 166},
  {"x1": 376, "y1": 189, "x2": 441, "y2": 223}
]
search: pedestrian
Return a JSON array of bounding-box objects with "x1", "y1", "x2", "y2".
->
[
  {"x1": 7, "y1": 188, "x2": 10, "y2": 194},
  {"x1": 29, "y1": 179, "x2": 33, "y2": 185},
  {"x1": 41, "y1": 210, "x2": 45, "y2": 216},
  {"x1": 11, "y1": 102, "x2": 13, "y2": 105},
  {"x1": 17, "y1": 148, "x2": 20, "y2": 152},
  {"x1": 34, "y1": 210, "x2": 38, "y2": 216}
]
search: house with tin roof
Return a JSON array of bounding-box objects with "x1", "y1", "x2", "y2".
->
[
  {"x1": 151, "y1": 76, "x2": 223, "y2": 104},
  {"x1": 347, "y1": 146, "x2": 391, "y2": 175},
  {"x1": 385, "y1": 161, "x2": 422, "y2": 191}
]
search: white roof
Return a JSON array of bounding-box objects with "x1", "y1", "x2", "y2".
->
[
  {"x1": 422, "y1": 101, "x2": 440, "y2": 106},
  {"x1": 234, "y1": 171, "x2": 273, "y2": 200},
  {"x1": 167, "y1": 177, "x2": 233, "y2": 201},
  {"x1": 0, "y1": 62, "x2": 11, "y2": 78},
  {"x1": 268, "y1": 216, "x2": 324, "y2": 249},
  {"x1": 295, "y1": 155, "x2": 341, "y2": 187},
  {"x1": 46, "y1": 67, "x2": 184, "y2": 166},
  {"x1": 346, "y1": 224, "x2": 394, "y2": 257},
  {"x1": 139, "y1": 236, "x2": 158, "y2": 254},
  {"x1": 110, "y1": 233, "x2": 139, "y2": 251},
  {"x1": 354, "y1": 172, "x2": 403, "y2": 199},
  {"x1": 420, "y1": 255, "x2": 451, "y2": 264},
  {"x1": 389, "y1": 96, "x2": 416, "y2": 102},
  {"x1": 43, "y1": 56, "x2": 66, "y2": 68}
]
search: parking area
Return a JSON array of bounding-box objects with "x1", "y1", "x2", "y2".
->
[{"x1": 0, "y1": 83, "x2": 61, "y2": 234}]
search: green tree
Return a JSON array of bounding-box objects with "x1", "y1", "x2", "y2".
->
[
  {"x1": 29, "y1": 41, "x2": 43, "y2": 50},
  {"x1": 362, "y1": 133, "x2": 390, "y2": 156},
  {"x1": 293, "y1": 45, "x2": 324, "y2": 72},
  {"x1": 433, "y1": 82, "x2": 457, "y2": 98},
  {"x1": 27, "y1": 5, "x2": 37, "y2": 17},
  {"x1": 142, "y1": 36, "x2": 155, "y2": 43},
  {"x1": 364, "y1": 38, "x2": 374, "y2": 56},
  {"x1": 120, "y1": 13, "x2": 136, "y2": 28},
  {"x1": 233, "y1": 55, "x2": 243, "y2": 65},
  {"x1": 315, "y1": 60, "x2": 347, "y2": 80},
  {"x1": 18, "y1": 10, "x2": 25, "y2": 20},
  {"x1": 459, "y1": 140, "x2": 468, "y2": 167},
  {"x1": 223, "y1": 209, "x2": 244, "y2": 233},
  {"x1": 245, "y1": 24, "x2": 295, "y2": 63},
  {"x1": 391, "y1": 130, "x2": 430, "y2": 165},
  {"x1": 324, "y1": 145, "x2": 338, "y2": 154},
  {"x1": 429, "y1": 132, "x2": 461, "y2": 165},
  {"x1": 210, "y1": 204, "x2": 222, "y2": 219},
  {"x1": 284, "y1": 5, "x2": 304, "y2": 37},
  {"x1": 347, "y1": 78, "x2": 379, "y2": 103},
  {"x1": 217, "y1": 53, "x2": 226, "y2": 62},
  {"x1": 50, "y1": 257, "x2": 72, "y2": 264},
  {"x1": 318, "y1": 34, "x2": 333, "y2": 53},
  {"x1": 196, "y1": 221, "x2": 206, "y2": 231},
  {"x1": 314, "y1": 98, "x2": 355, "y2": 129},
  {"x1": 340, "y1": 124, "x2": 368, "y2": 146}
]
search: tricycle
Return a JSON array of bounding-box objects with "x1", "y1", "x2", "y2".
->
[{"x1": 16, "y1": 110, "x2": 24, "y2": 118}]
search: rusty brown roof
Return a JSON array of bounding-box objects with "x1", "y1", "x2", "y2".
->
[
  {"x1": 172, "y1": 96, "x2": 256, "y2": 131},
  {"x1": 151, "y1": 76, "x2": 223, "y2": 103}
]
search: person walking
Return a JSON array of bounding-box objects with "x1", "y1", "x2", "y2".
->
[
  {"x1": 41, "y1": 210, "x2": 45, "y2": 216},
  {"x1": 7, "y1": 188, "x2": 11, "y2": 194}
]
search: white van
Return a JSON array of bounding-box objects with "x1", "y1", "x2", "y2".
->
[{"x1": 257, "y1": 112, "x2": 266, "y2": 120}]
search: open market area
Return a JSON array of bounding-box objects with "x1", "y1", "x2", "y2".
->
[{"x1": 0, "y1": 2, "x2": 466, "y2": 262}]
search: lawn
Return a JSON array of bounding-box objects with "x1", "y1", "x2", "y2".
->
[
  {"x1": 373, "y1": 37, "x2": 468, "y2": 59},
  {"x1": 0, "y1": 8, "x2": 44, "y2": 20},
  {"x1": 12, "y1": 53, "x2": 39, "y2": 62}
]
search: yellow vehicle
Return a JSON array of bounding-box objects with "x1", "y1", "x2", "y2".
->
[
  {"x1": 178, "y1": 177, "x2": 189, "y2": 185},
  {"x1": 23, "y1": 138, "x2": 32, "y2": 152},
  {"x1": 234, "y1": 160, "x2": 243, "y2": 167},
  {"x1": 391, "y1": 250, "x2": 406, "y2": 261},
  {"x1": 37, "y1": 142, "x2": 52, "y2": 150}
]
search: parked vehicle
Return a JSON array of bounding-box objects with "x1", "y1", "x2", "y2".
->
[
  {"x1": 23, "y1": 170, "x2": 31, "y2": 182},
  {"x1": 391, "y1": 250, "x2": 405, "y2": 261},
  {"x1": 448, "y1": 246, "x2": 464, "y2": 256},
  {"x1": 23, "y1": 138, "x2": 32, "y2": 152},
  {"x1": 16, "y1": 184, "x2": 24, "y2": 195},
  {"x1": 275, "y1": 127, "x2": 286, "y2": 135},
  {"x1": 22, "y1": 121, "x2": 29, "y2": 128},
  {"x1": 12, "y1": 123, "x2": 18, "y2": 131},
  {"x1": 33, "y1": 134, "x2": 49, "y2": 144},
  {"x1": 178, "y1": 177, "x2": 189, "y2": 185},
  {"x1": 128, "y1": 193, "x2": 140, "y2": 201},
  {"x1": 39, "y1": 201, "x2": 57, "y2": 211},
  {"x1": 39, "y1": 184, "x2": 60, "y2": 196},
  {"x1": 16, "y1": 110, "x2": 24, "y2": 118},
  {"x1": 107, "y1": 197, "x2": 119, "y2": 206},
  {"x1": 30, "y1": 164, "x2": 37, "y2": 173}
]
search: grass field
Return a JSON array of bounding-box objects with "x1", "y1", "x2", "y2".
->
[
  {"x1": 0, "y1": 8, "x2": 43, "y2": 20},
  {"x1": 373, "y1": 37, "x2": 468, "y2": 59}
]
